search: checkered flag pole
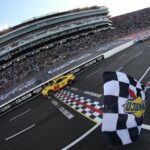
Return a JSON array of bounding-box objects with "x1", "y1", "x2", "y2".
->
[{"x1": 102, "y1": 71, "x2": 146, "y2": 145}]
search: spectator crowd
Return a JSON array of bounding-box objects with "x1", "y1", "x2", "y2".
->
[{"x1": 0, "y1": 7, "x2": 150, "y2": 94}]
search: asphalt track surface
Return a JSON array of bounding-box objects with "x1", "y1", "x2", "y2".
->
[{"x1": 0, "y1": 40, "x2": 150, "y2": 150}]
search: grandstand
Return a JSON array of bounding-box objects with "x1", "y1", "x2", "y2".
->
[{"x1": 0, "y1": 6, "x2": 150, "y2": 106}]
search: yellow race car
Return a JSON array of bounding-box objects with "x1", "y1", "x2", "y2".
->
[{"x1": 42, "y1": 73, "x2": 75, "y2": 96}]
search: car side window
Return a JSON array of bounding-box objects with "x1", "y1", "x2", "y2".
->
[
  {"x1": 49, "y1": 81, "x2": 54, "y2": 86},
  {"x1": 62, "y1": 77, "x2": 66, "y2": 81},
  {"x1": 56, "y1": 77, "x2": 66, "y2": 84},
  {"x1": 56, "y1": 79, "x2": 62, "y2": 84}
]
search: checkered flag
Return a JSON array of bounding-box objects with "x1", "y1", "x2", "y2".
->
[{"x1": 102, "y1": 71, "x2": 146, "y2": 145}]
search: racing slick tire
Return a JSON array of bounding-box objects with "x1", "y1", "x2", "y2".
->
[
  {"x1": 68, "y1": 80, "x2": 73, "y2": 85},
  {"x1": 48, "y1": 90, "x2": 54, "y2": 96}
]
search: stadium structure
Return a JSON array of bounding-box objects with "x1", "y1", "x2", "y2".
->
[
  {"x1": 0, "y1": 5, "x2": 150, "y2": 150},
  {"x1": 0, "y1": 6, "x2": 112, "y2": 104}
]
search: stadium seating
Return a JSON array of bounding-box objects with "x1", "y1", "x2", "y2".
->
[{"x1": 0, "y1": 7, "x2": 150, "y2": 104}]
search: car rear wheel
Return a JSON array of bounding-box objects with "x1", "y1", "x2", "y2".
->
[{"x1": 68, "y1": 80, "x2": 73, "y2": 85}]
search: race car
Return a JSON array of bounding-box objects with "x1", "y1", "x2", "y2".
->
[
  {"x1": 42, "y1": 73, "x2": 75, "y2": 96},
  {"x1": 138, "y1": 36, "x2": 149, "y2": 42}
]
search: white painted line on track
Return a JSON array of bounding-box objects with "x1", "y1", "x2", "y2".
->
[
  {"x1": 117, "y1": 54, "x2": 126, "y2": 60},
  {"x1": 86, "y1": 68, "x2": 102, "y2": 78},
  {"x1": 83, "y1": 91, "x2": 102, "y2": 98},
  {"x1": 62, "y1": 123, "x2": 101, "y2": 150},
  {"x1": 76, "y1": 61, "x2": 100, "y2": 76},
  {"x1": 50, "y1": 99, "x2": 74, "y2": 119},
  {"x1": 134, "y1": 51, "x2": 143, "y2": 58},
  {"x1": 5, "y1": 124, "x2": 35, "y2": 141},
  {"x1": 142, "y1": 124, "x2": 150, "y2": 130},
  {"x1": 139, "y1": 66, "x2": 150, "y2": 82},
  {"x1": 9, "y1": 108, "x2": 31, "y2": 122},
  {"x1": 0, "y1": 93, "x2": 40, "y2": 117},
  {"x1": 117, "y1": 66, "x2": 124, "y2": 71}
]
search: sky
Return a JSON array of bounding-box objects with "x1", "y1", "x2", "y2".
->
[{"x1": 0, "y1": 0, "x2": 150, "y2": 30}]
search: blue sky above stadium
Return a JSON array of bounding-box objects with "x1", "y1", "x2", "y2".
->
[{"x1": 0, "y1": 0, "x2": 150, "y2": 30}]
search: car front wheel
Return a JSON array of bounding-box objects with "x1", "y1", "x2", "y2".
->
[{"x1": 48, "y1": 90, "x2": 54, "y2": 96}]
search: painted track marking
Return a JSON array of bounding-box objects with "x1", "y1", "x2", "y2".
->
[
  {"x1": 134, "y1": 51, "x2": 143, "y2": 58},
  {"x1": 5, "y1": 124, "x2": 35, "y2": 141},
  {"x1": 61, "y1": 94, "x2": 103, "y2": 115},
  {"x1": 86, "y1": 68, "x2": 102, "y2": 78},
  {"x1": 117, "y1": 66, "x2": 124, "y2": 71},
  {"x1": 139, "y1": 66, "x2": 150, "y2": 82},
  {"x1": 9, "y1": 109, "x2": 31, "y2": 122},
  {"x1": 62, "y1": 123, "x2": 100, "y2": 150},
  {"x1": 117, "y1": 54, "x2": 126, "y2": 60}
]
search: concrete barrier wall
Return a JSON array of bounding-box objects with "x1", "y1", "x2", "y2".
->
[{"x1": 104, "y1": 41, "x2": 134, "y2": 59}]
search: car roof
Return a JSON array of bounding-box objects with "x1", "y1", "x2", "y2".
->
[{"x1": 53, "y1": 75, "x2": 66, "y2": 82}]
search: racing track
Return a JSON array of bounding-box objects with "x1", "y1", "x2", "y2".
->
[{"x1": 0, "y1": 40, "x2": 150, "y2": 150}]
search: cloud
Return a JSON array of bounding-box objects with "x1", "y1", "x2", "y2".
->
[{"x1": 0, "y1": 24, "x2": 10, "y2": 31}]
